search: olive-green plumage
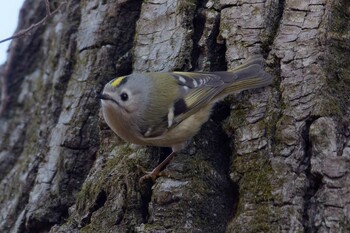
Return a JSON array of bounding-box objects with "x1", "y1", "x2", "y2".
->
[{"x1": 99, "y1": 56, "x2": 273, "y2": 180}]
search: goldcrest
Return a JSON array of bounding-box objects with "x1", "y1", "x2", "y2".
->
[{"x1": 99, "y1": 56, "x2": 273, "y2": 180}]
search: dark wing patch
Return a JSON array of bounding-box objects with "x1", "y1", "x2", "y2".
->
[
  {"x1": 174, "y1": 86, "x2": 223, "y2": 123},
  {"x1": 164, "y1": 72, "x2": 226, "y2": 129},
  {"x1": 173, "y1": 98, "x2": 188, "y2": 116}
]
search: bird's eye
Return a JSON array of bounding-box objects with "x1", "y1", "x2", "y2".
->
[{"x1": 120, "y1": 92, "x2": 129, "y2": 101}]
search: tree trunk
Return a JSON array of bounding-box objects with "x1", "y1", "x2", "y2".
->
[{"x1": 0, "y1": 0, "x2": 349, "y2": 232}]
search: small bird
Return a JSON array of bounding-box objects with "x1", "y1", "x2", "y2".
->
[{"x1": 98, "y1": 56, "x2": 272, "y2": 181}]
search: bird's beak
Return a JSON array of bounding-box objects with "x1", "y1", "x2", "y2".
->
[
  {"x1": 96, "y1": 92, "x2": 112, "y2": 101},
  {"x1": 96, "y1": 91, "x2": 122, "y2": 108}
]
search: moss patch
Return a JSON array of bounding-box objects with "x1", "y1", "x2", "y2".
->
[
  {"x1": 234, "y1": 155, "x2": 274, "y2": 204},
  {"x1": 75, "y1": 143, "x2": 143, "y2": 217},
  {"x1": 324, "y1": 0, "x2": 350, "y2": 122},
  {"x1": 231, "y1": 153, "x2": 281, "y2": 232}
]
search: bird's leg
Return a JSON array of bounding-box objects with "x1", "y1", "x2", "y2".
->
[{"x1": 140, "y1": 150, "x2": 177, "y2": 182}]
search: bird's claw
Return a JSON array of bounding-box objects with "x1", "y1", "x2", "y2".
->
[{"x1": 137, "y1": 165, "x2": 159, "y2": 183}]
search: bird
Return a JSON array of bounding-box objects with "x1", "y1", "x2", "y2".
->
[{"x1": 98, "y1": 56, "x2": 273, "y2": 181}]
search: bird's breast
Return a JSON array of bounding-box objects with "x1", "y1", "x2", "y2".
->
[{"x1": 101, "y1": 101, "x2": 147, "y2": 145}]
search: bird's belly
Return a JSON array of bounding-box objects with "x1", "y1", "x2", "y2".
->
[
  {"x1": 103, "y1": 101, "x2": 213, "y2": 149},
  {"x1": 143, "y1": 104, "x2": 213, "y2": 148}
]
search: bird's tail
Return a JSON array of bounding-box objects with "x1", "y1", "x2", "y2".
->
[{"x1": 217, "y1": 56, "x2": 273, "y2": 97}]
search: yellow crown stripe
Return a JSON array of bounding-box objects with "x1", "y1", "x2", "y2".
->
[{"x1": 111, "y1": 76, "x2": 126, "y2": 87}]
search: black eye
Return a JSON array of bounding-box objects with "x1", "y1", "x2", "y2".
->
[{"x1": 120, "y1": 92, "x2": 129, "y2": 101}]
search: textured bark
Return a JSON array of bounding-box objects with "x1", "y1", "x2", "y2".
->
[{"x1": 0, "y1": 0, "x2": 349, "y2": 232}]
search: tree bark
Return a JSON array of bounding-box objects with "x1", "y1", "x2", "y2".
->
[{"x1": 0, "y1": 0, "x2": 349, "y2": 232}]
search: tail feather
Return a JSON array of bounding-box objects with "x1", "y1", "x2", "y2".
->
[
  {"x1": 229, "y1": 56, "x2": 265, "y2": 71},
  {"x1": 216, "y1": 57, "x2": 273, "y2": 97}
]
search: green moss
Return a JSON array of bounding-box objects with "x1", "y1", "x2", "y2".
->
[
  {"x1": 72, "y1": 143, "x2": 148, "y2": 232},
  {"x1": 250, "y1": 205, "x2": 273, "y2": 232},
  {"x1": 220, "y1": 21, "x2": 231, "y2": 33},
  {"x1": 76, "y1": 181, "x2": 98, "y2": 212},
  {"x1": 340, "y1": 216, "x2": 350, "y2": 232},
  {"x1": 252, "y1": 6, "x2": 261, "y2": 16},
  {"x1": 322, "y1": 0, "x2": 350, "y2": 123},
  {"x1": 331, "y1": 2, "x2": 350, "y2": 34},
  {"x1": 231, "y1": 154, "x2": 281, "y2": 232},
  {"x1": 75, "y1": 144, "x2": 137, "y2": 213},
  {"x1": 223, "y1": 94, "x2": 253, "y2": 132},
  {"x1": 177, "y1": 0, "x2": 197, "y2": 12},
  {"x1": 274, "y1": 115, "x2": 293, "y2": 143},
  {"x1": 314, "y1": 96, "x2": 342, "y2": 118},
  {"x1": 235, "y1": 155, "x2": 274, "y2": 203},
  {"x1": 226, "y1": 107, "x2": 247, "y2": 131}
]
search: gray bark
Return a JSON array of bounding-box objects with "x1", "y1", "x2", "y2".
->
[{"x1": 0, "y1": 0, "x2": 349, "y2": 232}]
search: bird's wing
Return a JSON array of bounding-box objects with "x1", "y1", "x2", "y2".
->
[
  {"x1": 167, "y1": 72, "x2": 226, "y2": 128},
  {"x1": 140, "y1": 72, "x2": 225, "y2": 139},
  {"x1": 141, "y1": 57, "x2": 272, "y2": 138}
]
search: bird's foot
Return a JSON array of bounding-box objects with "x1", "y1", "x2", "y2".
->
[
  {"x1": 137, "y1": 165, "x2": 160, "y2": 185},
  {"x1": 137, "y1": 165, "x2": 158, "y2": 181},
  {"x1": 138, "y1": 150, "x2": 177, "y2": 184}
]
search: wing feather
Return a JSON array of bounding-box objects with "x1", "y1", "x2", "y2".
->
[
  {"x1": 141, "y1": 57, "x2": 271, "y2": 138},
  {"x1": 167, "y1": 72, "x2": 224, "y2": 128}
]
